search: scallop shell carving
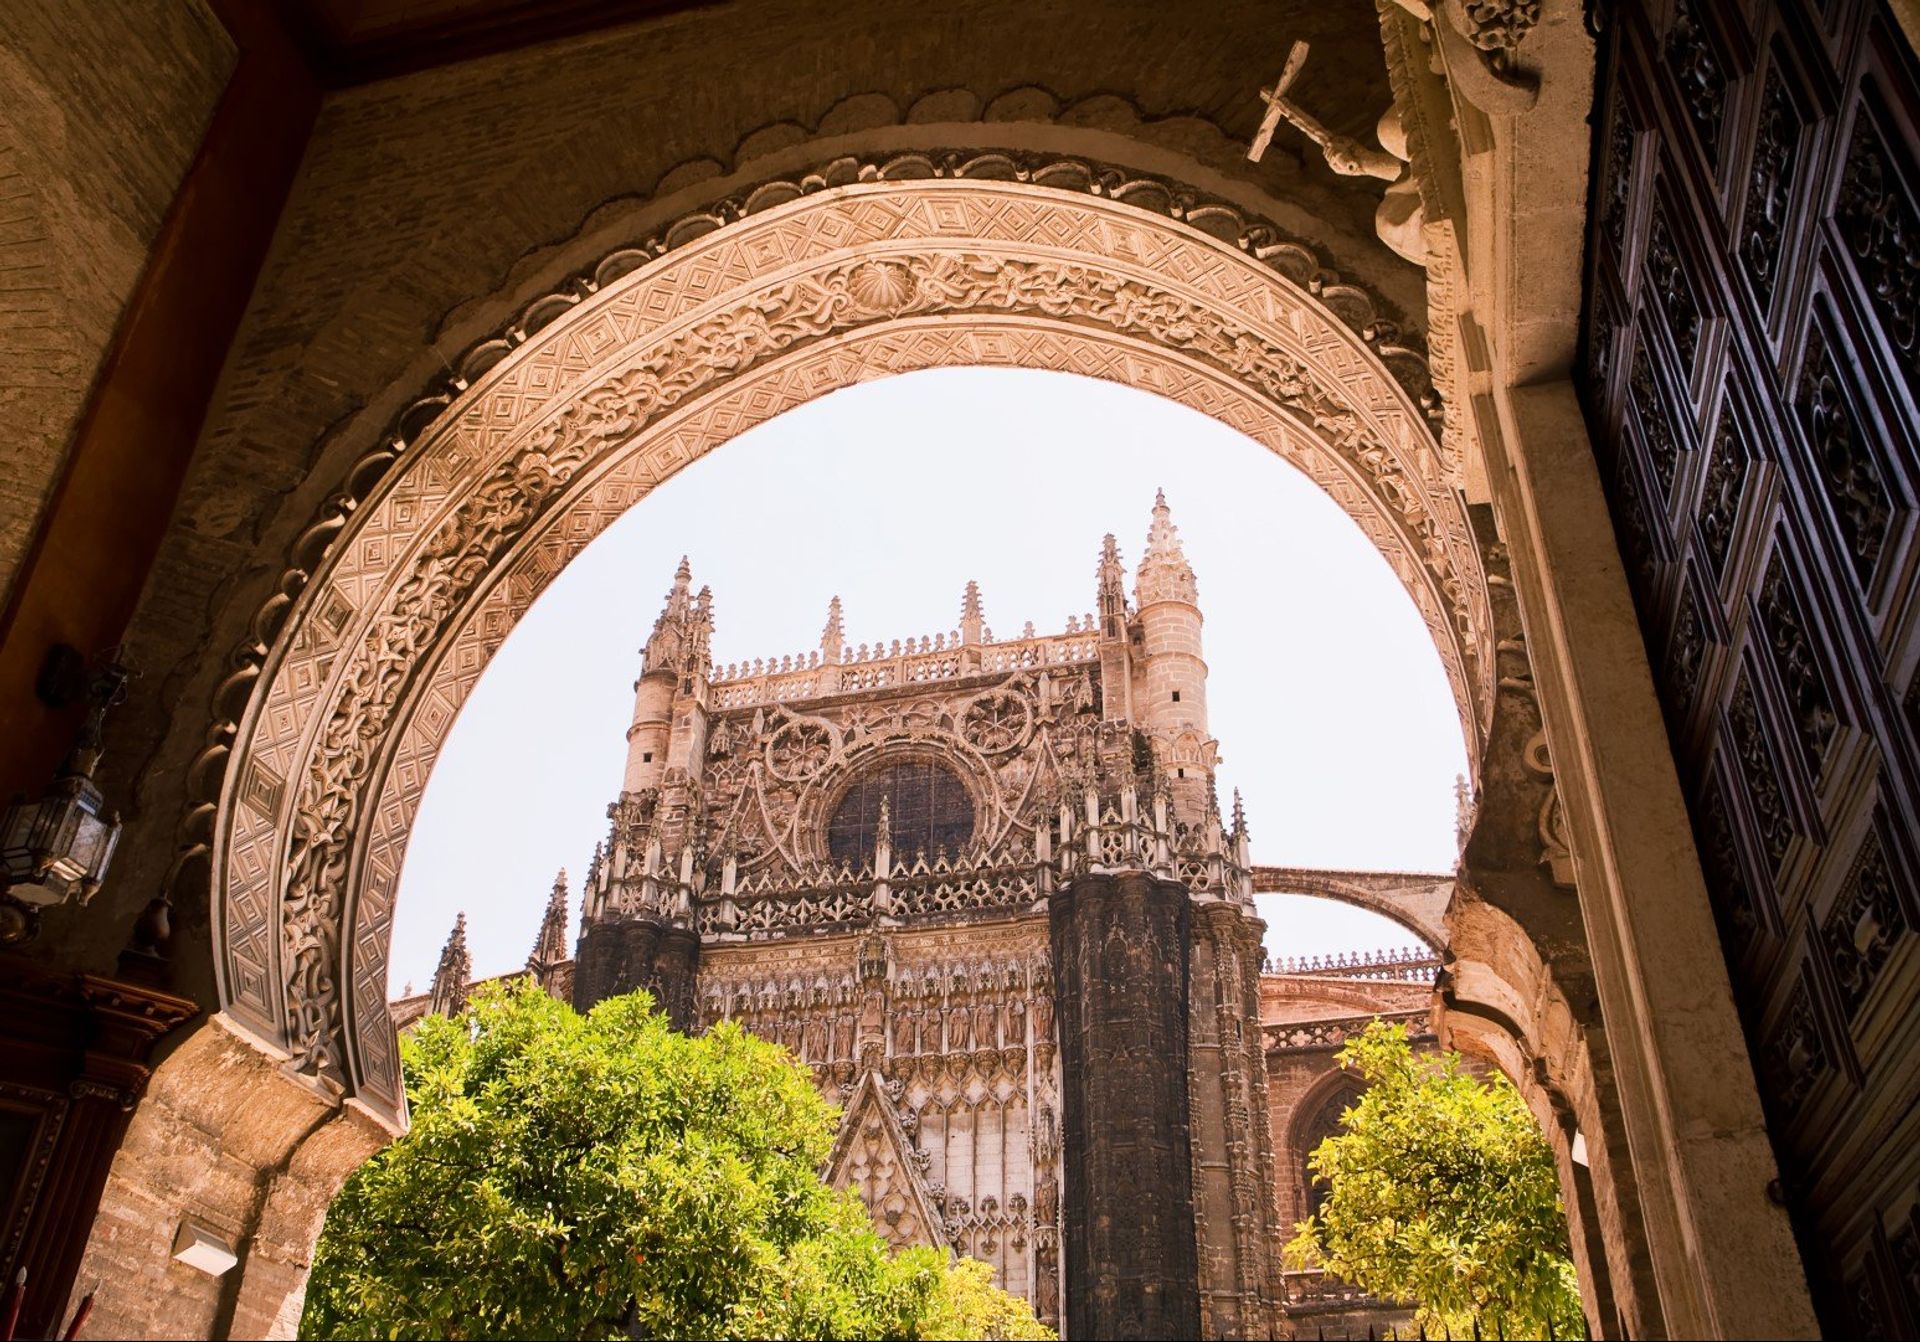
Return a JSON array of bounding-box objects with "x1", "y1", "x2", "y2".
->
[{"x1": 847, "y1": 260, "x2": 915, "y2": 313}]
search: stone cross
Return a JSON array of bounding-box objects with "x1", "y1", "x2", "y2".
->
[{"x1": 1247, "y1": 40, "x2": 1402, "y2": 181}]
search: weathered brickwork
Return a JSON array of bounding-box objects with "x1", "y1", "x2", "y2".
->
[{"x1": 0, "y1": 2, "x2": 232, "y2": 605}]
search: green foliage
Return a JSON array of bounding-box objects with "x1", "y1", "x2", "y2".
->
[
  {"x1": 300, "y1": 980, "x2": 1050, "y2": 1341},
  {"x1": 1284, "y1": 1020, "x2": 1587, "y2": 1339}
]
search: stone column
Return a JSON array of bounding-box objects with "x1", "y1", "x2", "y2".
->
[
  {"x1": 572, "y1": 919, "x2": 700, "y2": 1030},
  {"x1": 1049, "y1": 870, "x2": 1199, "y2": 1340},
  {"x1": 68, "y1": 1018, "x2": 390, "y2": 1341},
  {"x1": 1187, "y1": 902, "x2": 1284, "y2": 1340}
]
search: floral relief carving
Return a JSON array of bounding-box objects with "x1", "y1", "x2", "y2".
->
[
  {"x1": 1667, "y1": 581, "x2": 1707, "y2": 716},
  {"x1": 1796, "y1": 324, "x2": 1893, "y2": 591},
  {"x1": 1727, "y1": 671, "x2": 1796, "y2": 877},
  {"x1": 1741, "y1": 64, "x2": 1802, "y2": 313},
  {"x1": 1758, "y1": 553, "x2": 1839, "y2": 779},
  {"x1": 1835, "y1": 104, "x2": 1919, "y2": 399},
  {"x1": 1822, "y1": 826, "x2": 1907, "y2": 1020},
  {"x1": 1647, "y1": 203, "x2": 1703, "y2": 373},
  {"x1": 1601, "y1": 97, "x2": 1637, "y2": 256},
  {"x1": 1761, "y1": 971, "x2": 1829, "y2": 1119},
  {"x1": 1630, "y1": 340, "x2": 1685, "y2": 500},
  {"x1": 1454, "y1": 0, "x2": 1541, "y2": 63},
  {"x1": 1695, "y1": 398, "x2": 1747, "y2": 582},
  {"x1": 1664, "y1": 0, "x2": 1729, "y2": 171}
]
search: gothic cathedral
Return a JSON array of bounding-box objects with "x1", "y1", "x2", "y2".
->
[{"x1": 403, "y1": 495, "x2": 1444, "y2": 1339}]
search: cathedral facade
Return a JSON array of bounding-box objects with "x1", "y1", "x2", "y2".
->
[{"x1": 396, "y1": 495, "x2": 1440, "y2": 1338}]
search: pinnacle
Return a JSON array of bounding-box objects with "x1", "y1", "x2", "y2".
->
[
  {"x1": 1137, "y1": 487, "x2": 1197, "y2": 601},
  {"x1": 674, "y1": 555, "x2": 692, "y2": 583},
  {"x1": 821, "y1": 595, "x2": 846, "y2": 661},
  {"x1": 961, "y1": 579, "x2": 983, "y2": 618}
]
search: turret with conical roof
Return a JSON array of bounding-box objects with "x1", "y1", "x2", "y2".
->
[
  {"x1": 585, "y1": 557, "x2": 711, "y2": 1028},
  {"x1": 623, "y1": 557, "x2": 714, "y2": 793},
  {"x1": 1130, "y1": 491, "x2": 1215, "y2": 822}
]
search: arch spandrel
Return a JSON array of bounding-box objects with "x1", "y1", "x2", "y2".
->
[{"x1": 210, "y1": 173, "x2": 1493, "y2": 1120}]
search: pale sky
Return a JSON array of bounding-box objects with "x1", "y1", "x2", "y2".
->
[{"x1": 389, "y1": 367, "x2": 1467, "y2": 993}]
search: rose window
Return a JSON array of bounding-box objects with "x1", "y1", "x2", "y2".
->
[
  {"x1": 827, "y1": 761, "x2": 974, "y2": 864},
  {"x1": 960, "y1": 690, "x2": 1031, "y2": 755},
  {"x1": 766, "y1": 721, "x2": 833, "y2": 782}
]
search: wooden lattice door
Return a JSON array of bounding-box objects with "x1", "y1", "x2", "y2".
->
[{"x1": 1581, "y1": 0, "x2": 1920, "y2": 1332}]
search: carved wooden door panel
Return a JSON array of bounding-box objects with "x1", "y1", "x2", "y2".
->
[{"x1": 1582, "y1": 0, "x2": 1920, "y2": 1332}]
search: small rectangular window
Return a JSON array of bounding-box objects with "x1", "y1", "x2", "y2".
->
[
  {"x1": 643, "y1": 752, "x2": 653, "y2": 763},
  {"x1": 1171, "y1": 690, "x2": 1181, "y2": 702}
]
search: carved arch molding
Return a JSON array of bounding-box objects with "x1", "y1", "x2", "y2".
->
[{"x1": 198, "y1": 157, "x2": 1494, "y2": 1124}]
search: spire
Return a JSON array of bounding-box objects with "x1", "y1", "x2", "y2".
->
[
  {"x1": 821, "y1": 595, "x2": 845, "y2": 664},
  {"x1": 691, "y1": 585, "x2": 715, "y2": 670},
  {"x1": 1231, "y1": 787, "x2": 1248, "y2": 838},
  {"x1": 529, "y1": 869, "x2": 570, "y2": 974},
  {"x1": 427, "y1": 912, "x2": 471, "y2": 1018},
  {"x1": 960, "y1": 581, "x2": 984, "y2": 645},
  {"x1": 1135, "y1": 489, "x2": 1198, "y2": 606},
  {"x1": 642, "y1": 557, "x2": 699, "y2": 676}
]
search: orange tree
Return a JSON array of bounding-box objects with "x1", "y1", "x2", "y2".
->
[{"x1": 1285, "y1": 1020, "x2": 1586, "y2": 1339}]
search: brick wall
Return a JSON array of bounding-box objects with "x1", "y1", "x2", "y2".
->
[{"x1": 0, "y1": 3, "x2": 232, "y2": 605}]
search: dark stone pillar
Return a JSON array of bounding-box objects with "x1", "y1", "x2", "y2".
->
[
  {"x1": 572, "y1": 920, "x2": 699, "y2": 1030},
  {"x1": 1050, "y1": 870, "x2": 1199, "y2": 1340}
]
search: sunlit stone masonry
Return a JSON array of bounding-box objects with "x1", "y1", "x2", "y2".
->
[{"x1": 403, "y1": 495, "x2": 1447, "y2": 1338}]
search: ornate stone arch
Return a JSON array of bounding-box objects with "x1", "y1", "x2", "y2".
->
[{"x1": 197, "y1": 159, "x2": 1494, "y2": 1125}]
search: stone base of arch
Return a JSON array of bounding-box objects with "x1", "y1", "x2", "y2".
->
[{"x1": 64, "y1": 1019, "x2": 390, "y2": 1342}]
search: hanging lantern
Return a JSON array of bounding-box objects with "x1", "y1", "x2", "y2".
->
[{"x1": 0, "y1": 663, "x2": 126, "y2": 944}]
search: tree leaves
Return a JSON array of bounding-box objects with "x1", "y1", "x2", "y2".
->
[
  {"x1": 1284, "y1": 1021, "x2": 1587, "y2": 1339},
  {"x1": 300, "y1": 981, "x2": 1050, "y2": 1341}
]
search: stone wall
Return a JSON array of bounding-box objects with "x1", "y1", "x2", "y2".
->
[
  {"x1": 0, "y1": 2, "x2": 232, "y2": 605},
  {"x1": 572, "y1": 920, "x2": 699, "y2": 1029}
]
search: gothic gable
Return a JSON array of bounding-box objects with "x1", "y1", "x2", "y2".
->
[{"x1": 825, "y1": 1070, "x2": 948, "y2": 1254}]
